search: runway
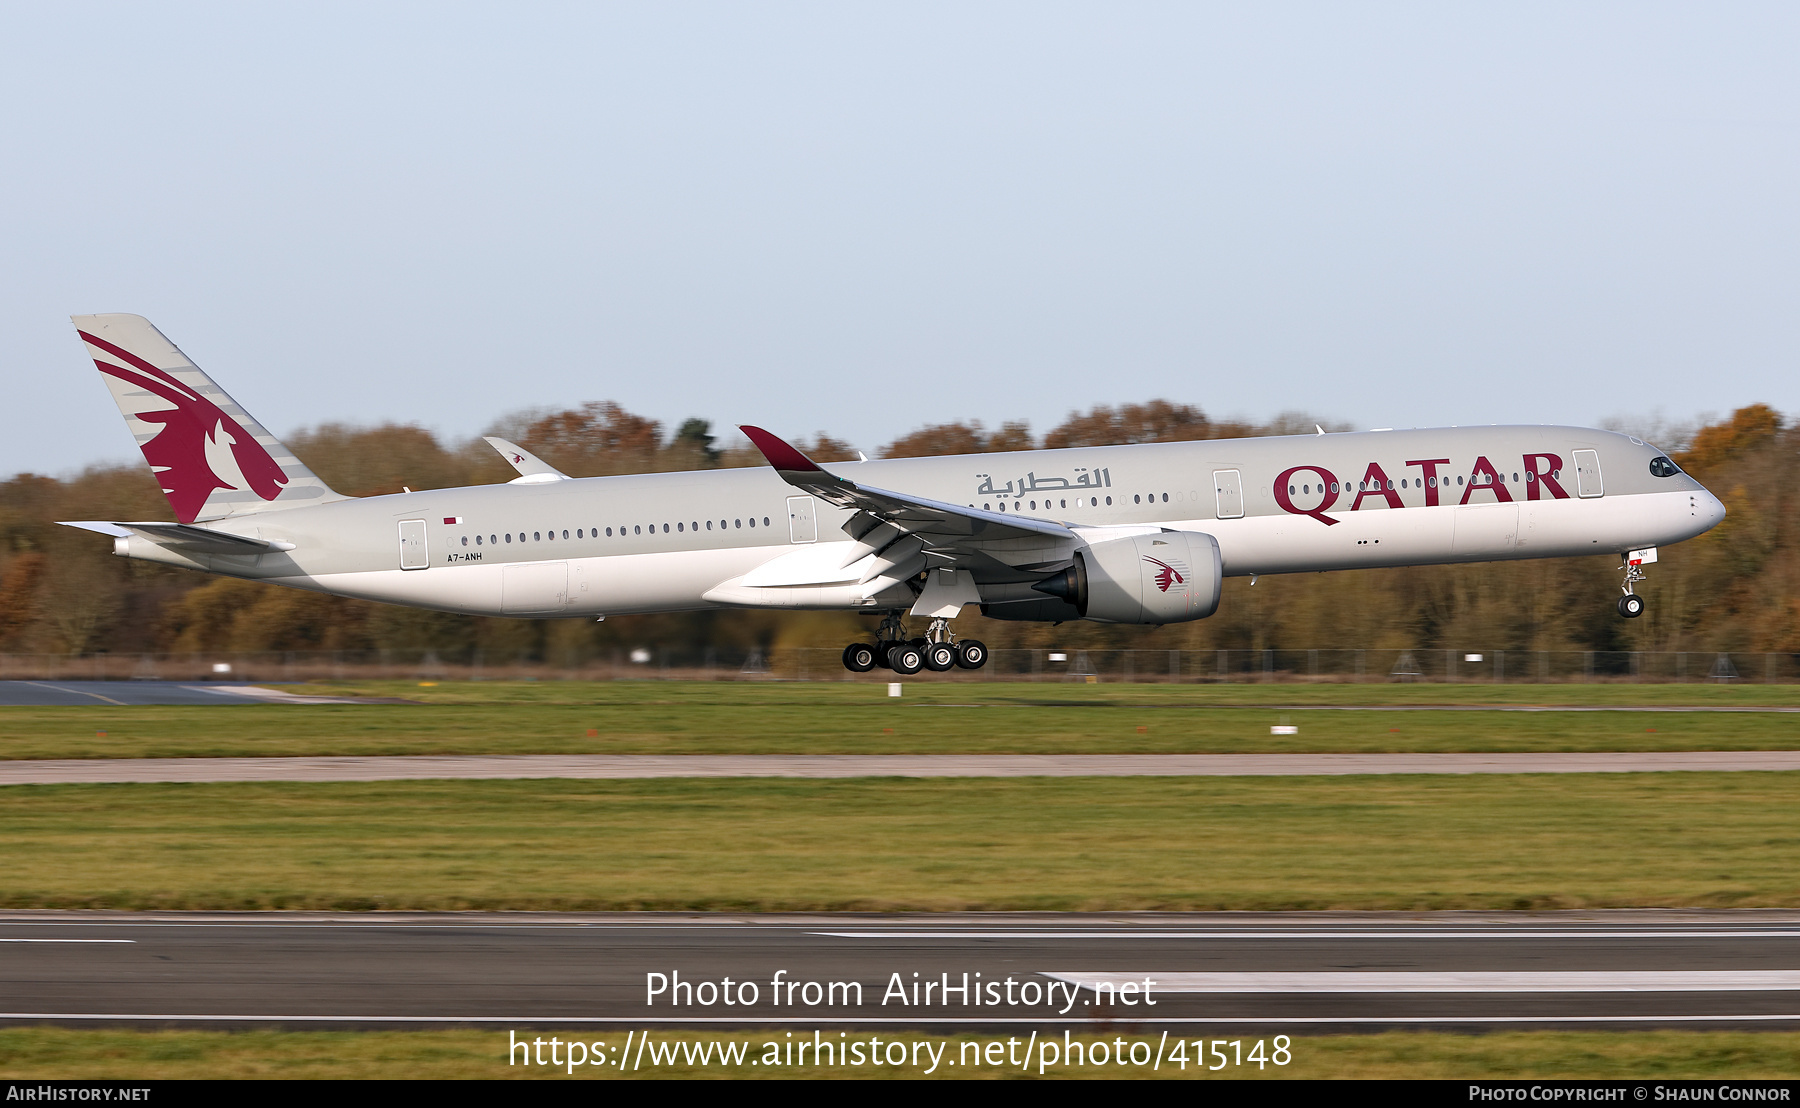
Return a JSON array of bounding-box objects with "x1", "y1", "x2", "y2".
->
[
  {"x1": 0, "y1": 681, "x2": 373, "y2": 707},
  {"x1": 5, "y1": 911, "x2": 1800, "y2": 1030},
  {"x1": 3, "y1": 751, "x2": 1800, "y2": 784}
]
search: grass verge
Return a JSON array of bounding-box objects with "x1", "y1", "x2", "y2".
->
[
  {"x1": 0, "y1": 1028, "x2": 1796, "y2": 1079},
  {"x1": 3, "y1": 774, "x2": 1798, "y2": 910},
  {"x1": 6, "y1": 681, "x2": 1800, "y2": 760}
]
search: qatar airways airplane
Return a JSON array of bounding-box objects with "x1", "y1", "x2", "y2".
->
[{"x1": 63, "y1": 314, "x2": 1725, "y2": 675}]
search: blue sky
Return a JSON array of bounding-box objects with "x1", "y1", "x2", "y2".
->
[{"x1": 5, "y1": 3, "x2": 1796, "y2": 476}]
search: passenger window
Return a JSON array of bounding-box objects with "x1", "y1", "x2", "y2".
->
[
  {"x1": 663, "y1": 523, "x2": 670, "y2": 533},
  {"x1": 461, "y1": 536, "x2": 468, "y2": 546},
  {"x1": 563, "y1": 530, "x2": 569, "y2": 539},
  {"x1": 706, "y1": 520, "x2": 713, "y2": 530},
  {"x1": 505, "y1": 534, "x2": 512, "y2": 543},
  {"x1": 735, "y1": 519, "x2": 741, "y2": 528},
  {"x1": 1162, "y1": 493, "x2": 1168, "y2": 502},
  {"x1": 1060, "y1": 499, "x2": 1067, "y2": 508},
  {"x1": 1105, "y1": 496, "x2": 1112, "y2": 505},
  {"x1": 748, "y1": 518, "x2": 756, "y2": 528},
  {"x1": 634, "y1": 526, "x2": 641, "y2": 535},
  {"x1": 1134, "y1": 495, "x2": 1141, "y2": 504},
  {"x1": 763, "y1": 517, "x2": 770, "y2": 527},
  {"x1": 1090, "y1": 497, "x2": 1097, "y2": 506},
  {"x1": 605, "y1": 528, "x2": 612, "y2": 536},
  {"x1": 678, "y1": 522, "x2": 684, "y2": 532}
]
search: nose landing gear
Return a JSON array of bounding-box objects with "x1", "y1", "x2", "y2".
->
[
  {"x1": 842, "y1": 613, "x2": 987, "y2": 674},
  {"x1": 1616, "y1": 548, "x2": 1654, "y2": 619}
]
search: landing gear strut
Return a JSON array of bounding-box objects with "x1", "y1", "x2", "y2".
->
[
  {"x1": 1616, "y1": 554, "x2": 1649, "y2": 619},
  {"x1": 841, "y1": 613, "x2": 987, "y2": 674}
]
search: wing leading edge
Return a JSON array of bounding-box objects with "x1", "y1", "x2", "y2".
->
[{"x1": 737, "y1": 427, "x2": 1079, "y2": 606}]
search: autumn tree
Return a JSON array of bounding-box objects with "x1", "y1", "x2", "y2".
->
[
  {"x1": 880, "y1": 420, "x2": 1034, "y2": 458},
  {"x1": 1043, "y1": 400, "x2": 1215, "y2": 448}
]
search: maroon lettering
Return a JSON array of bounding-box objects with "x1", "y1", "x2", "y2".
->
[
  {"x1": 1405, "y1": 458, "x2": 1451, "y2": 507},
  {"x1": 1459, "y1": 455, "x2": 1515, "y2": 505},
  {"x1": 1523, "y1": 453, "x2": 1569, "y2": 500},
  {"x1": 1273, "y1": 465, "x2": 1341, "y2": 526},
  {"x1": 1351, "y1": 462, "x2": 1403, "y2": 511}
]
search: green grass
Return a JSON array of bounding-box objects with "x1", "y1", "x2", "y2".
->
[
  {"x1": 1, "y1": 1028, "x2": 1796, "y2": 1079},
  {"x1": 5, "y1": 681, "x2": 1800, "y2": 760},
  {"x1": 4, "y1": 774, "x2": 1799, "y2": 910}
]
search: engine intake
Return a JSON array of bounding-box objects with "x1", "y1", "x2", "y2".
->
[{"x1": 1032, "y1": 530, "x2": 1222, "y2": 624}]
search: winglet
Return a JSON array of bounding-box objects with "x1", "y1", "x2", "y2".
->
[
  {"x1": 739, "y1": 426, "x2": 825, "y2": 473},
  {"x1": 483, "y1": 436, "x2": 570, "y2": 483}
]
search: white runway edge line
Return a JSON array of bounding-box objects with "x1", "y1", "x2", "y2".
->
[
  {"x1": 0, "y1": 939, "x2": 133, "y2": 943},
  {"x1": 815, "y1": 931, "x2": 1800, "y2": 939},
  {"x1": 6, "y1": 1014, "x2": 1800, "y2": 1026},
  {"x1": 1044, "y1": 971, "x2": 1800, "y2": 993}
]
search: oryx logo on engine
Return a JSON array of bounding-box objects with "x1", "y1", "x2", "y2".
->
[{"x1": 1143, "y1": 555, "x2": 1186, "y2": 594}]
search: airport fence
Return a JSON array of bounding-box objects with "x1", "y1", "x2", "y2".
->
[{"x1": 2, "y1": 647, "x2": 1798, "y2": 684}]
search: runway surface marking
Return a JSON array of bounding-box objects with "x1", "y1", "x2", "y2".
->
[
  {"x1": 20, "y1": 682, "x2": 126, "y2": 706},
  {"x1": 6, "y1": 751, "x2": 1800, "y2": 784},
  {"x1": 1045, "y1": 971, "x2": 1800, "y2": 993},
  {"x1": 0, "y1": 938, "x2": 133, "y2": 943},
  {"x1": 816, "y1": 930, "x2": 1800, "y2": 939},
  {"x1": 4, "y1": 1013, "x2": 1799, "y2": 1026}
]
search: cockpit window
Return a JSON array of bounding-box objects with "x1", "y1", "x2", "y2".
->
[{"x1": 1649, "y1": 456, "x2": 1681, "y2": 478}]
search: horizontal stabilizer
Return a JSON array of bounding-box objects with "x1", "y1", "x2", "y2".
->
[
  {"x1": 59, "y1": 520, "x2": 294, "y2": 554},
  {"x1": 483, "y1": 436, "x2": 570, "y2": 483}
]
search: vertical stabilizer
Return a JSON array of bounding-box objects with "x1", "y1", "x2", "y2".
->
[{"x1": 72, "y1": 314, "x2": 347, "y2": 523}]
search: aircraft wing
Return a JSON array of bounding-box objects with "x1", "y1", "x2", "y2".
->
[
  {"x1": 59, "y1": 520, "x2": 294, "y2": 554},
  {"x1": 738, "y1": 426, "x2": 1076, "y2": 596}
]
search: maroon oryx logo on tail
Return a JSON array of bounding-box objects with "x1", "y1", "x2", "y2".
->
[
  {"x1": 1143, "y1": 556, "x2": 1186, "y2": 593},
  {"x1": 80, "y1": 330, "x2": 288, "y2": 523}
]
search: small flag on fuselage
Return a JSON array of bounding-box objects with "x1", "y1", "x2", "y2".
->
[{"x1": 443, "y1": 517, "x2": 462, "y2": 525}]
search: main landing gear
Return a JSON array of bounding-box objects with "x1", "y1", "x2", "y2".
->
[
  {"x1": 841, "y1": 613, "x2": 987, "y2": 675},
  {"x1": 1616, "y1": 554, "x2": 1649, "y2": 619}
]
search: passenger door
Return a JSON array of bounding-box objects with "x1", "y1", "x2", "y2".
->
[
  {"x1": 1213, "y1": 470, "x2": 1244, "y2": 519},
  {"x1": 1573, "y1": 450, "x2": 1605, "y2": 498},
  {"x1": 786, "y1": 495, "x2": 817, "y2": 543},
  {"x1": 398, "y1": 519, "x2": 429, "y2": 570}
]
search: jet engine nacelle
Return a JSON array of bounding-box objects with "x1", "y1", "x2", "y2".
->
[{"x1": 1034, "y1": 530, "x2": 1222, "y2": 624}]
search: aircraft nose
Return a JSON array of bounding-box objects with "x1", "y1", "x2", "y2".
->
[{"x1": 1698, "y1": 487, "x2": 1726, "y2": 530}]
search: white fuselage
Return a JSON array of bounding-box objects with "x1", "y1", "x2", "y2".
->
[{"x1": 115, "y1": 425, "x2": 1725, "y2": 622}]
